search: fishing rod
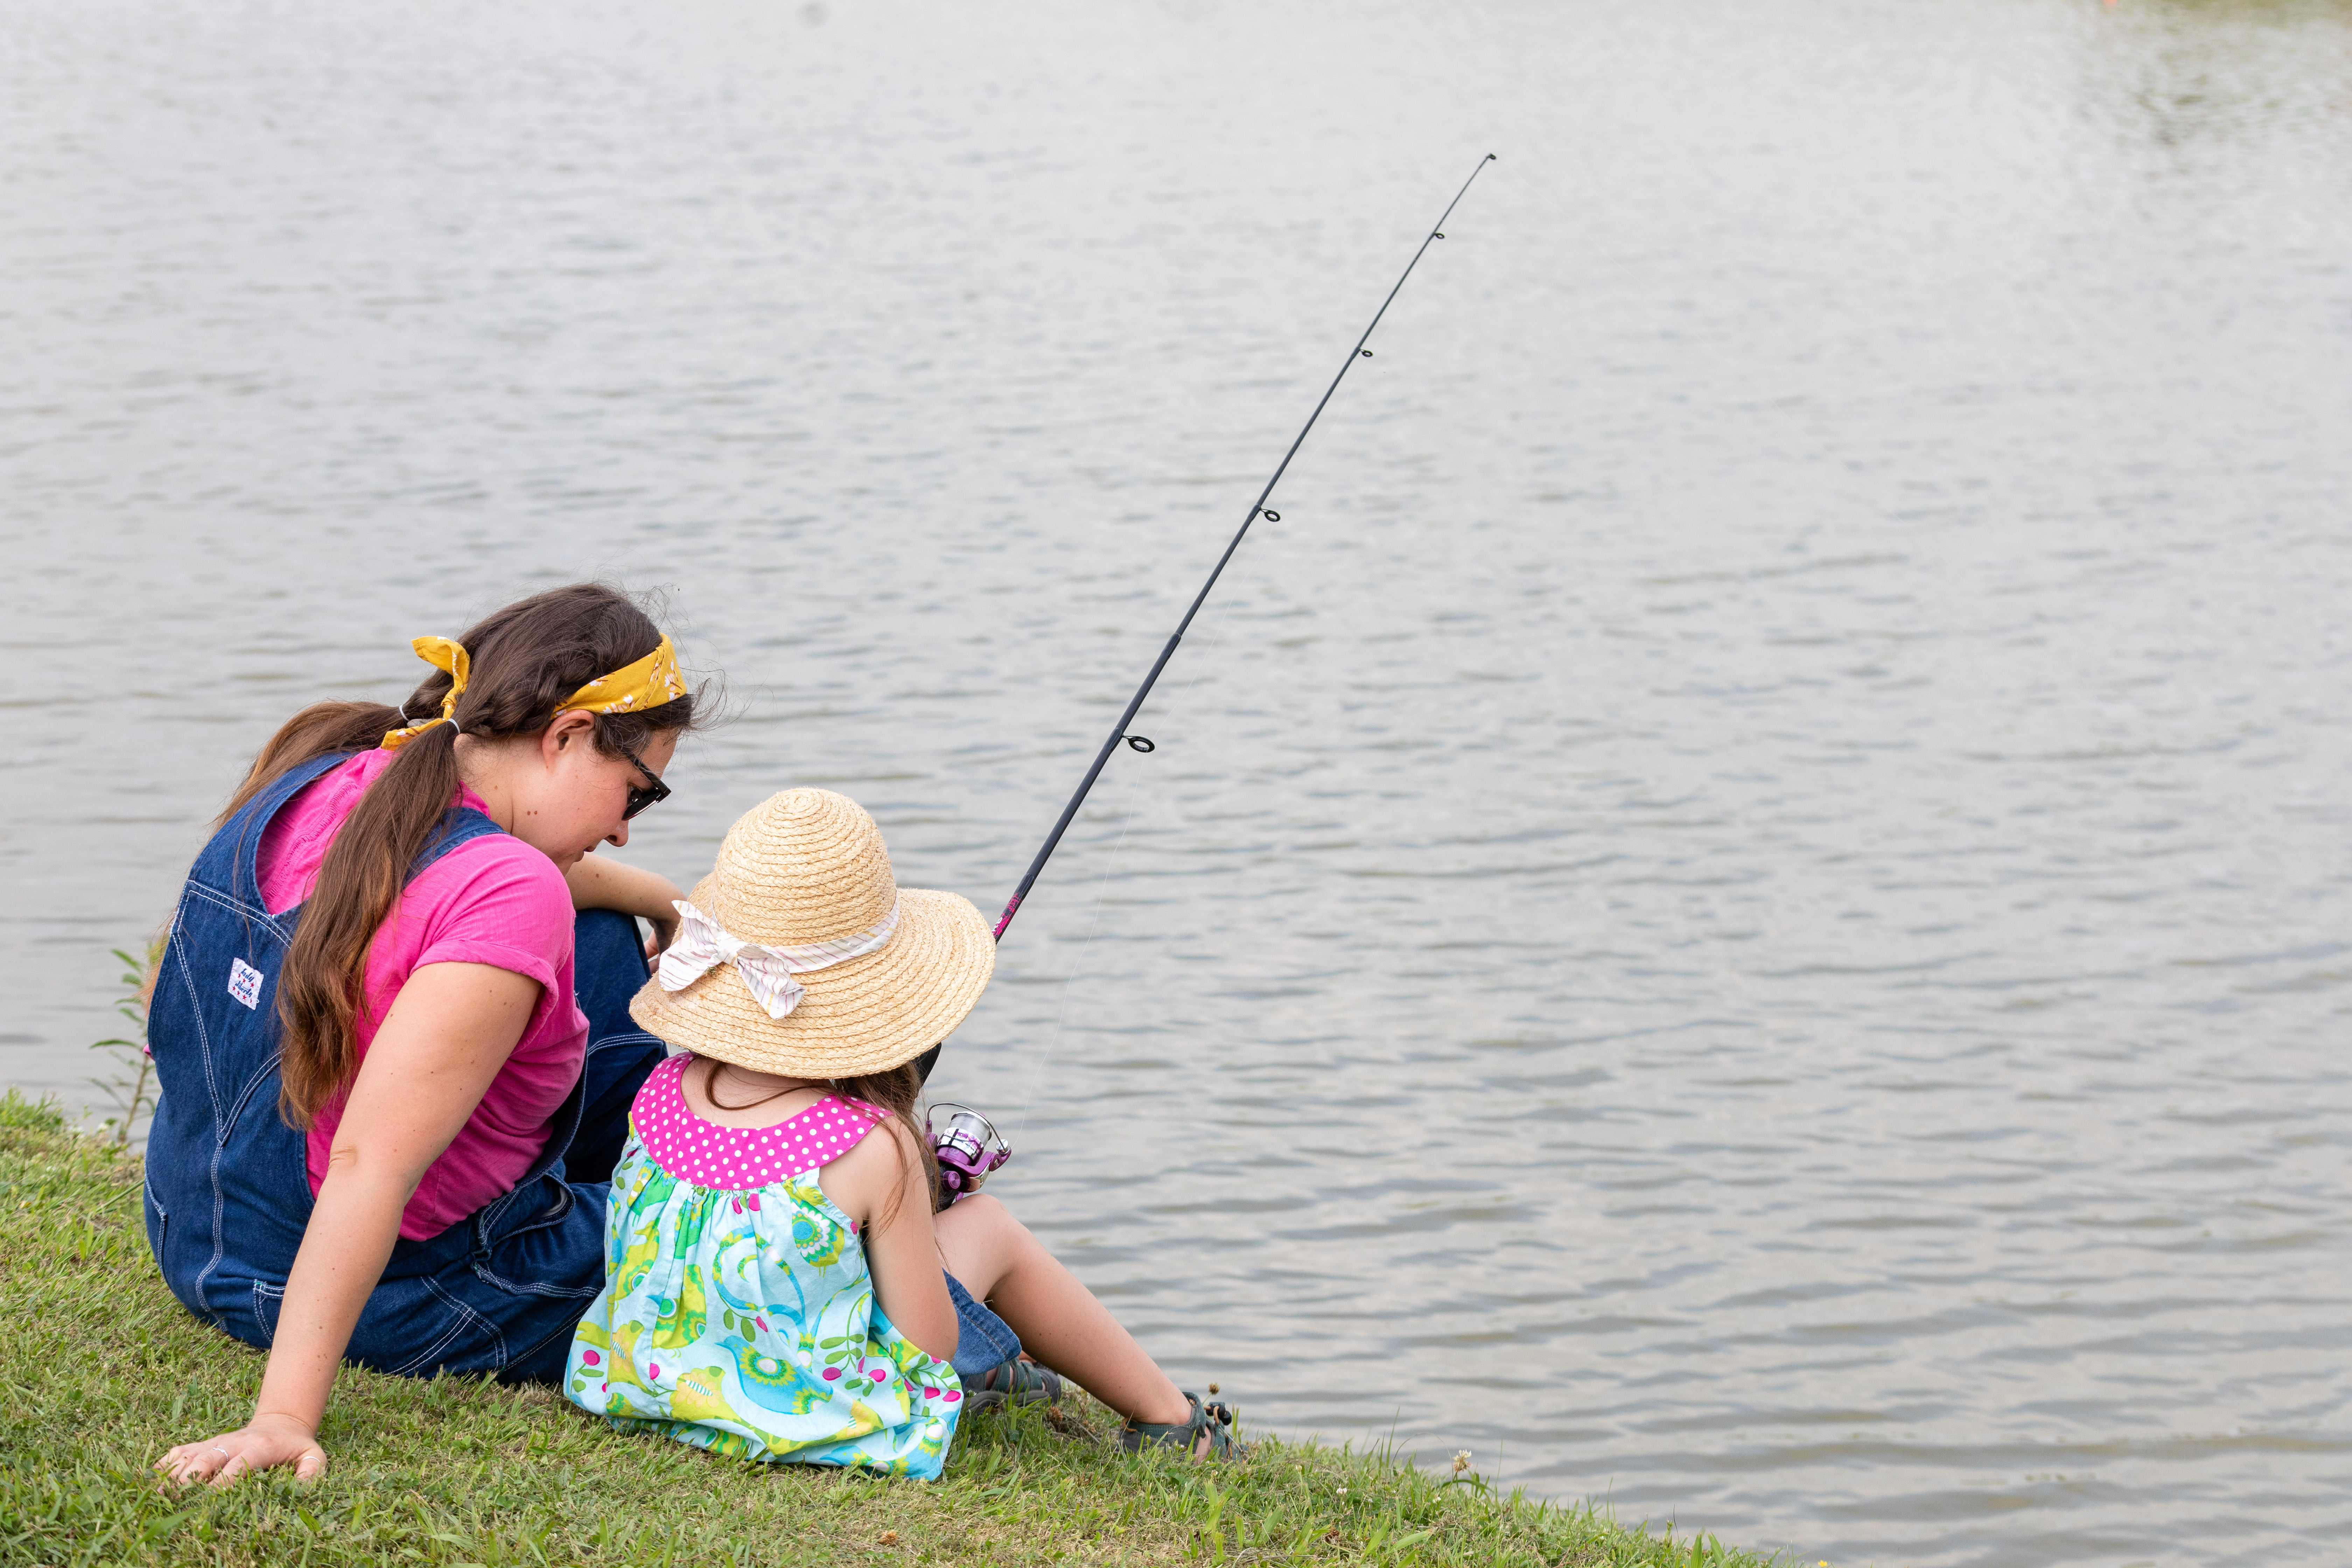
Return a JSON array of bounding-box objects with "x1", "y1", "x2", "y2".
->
[
  {"x1": 997, "y1": 154, "x2": 1495, "y2": 938},
  {"x1": 915, "y1": 153, "x2": 1497, "y2": 1099}
]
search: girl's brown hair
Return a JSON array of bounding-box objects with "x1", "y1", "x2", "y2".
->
[
  {"x1": 225, "y1": 584, "x2": 702, "y2": 1126},
  {"x1": 832, "y1": 1063, "x2": 940, "y2": 1233}
]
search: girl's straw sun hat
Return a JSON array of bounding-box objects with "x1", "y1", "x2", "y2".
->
[{"x1": 629, "y1": 789, "x2": 994, "y2": 1079}]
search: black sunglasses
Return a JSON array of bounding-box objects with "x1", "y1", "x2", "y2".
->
[{"x1": 612, "y1": 734, "x2": 672, "y2": 820}]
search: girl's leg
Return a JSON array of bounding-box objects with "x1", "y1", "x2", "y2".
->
[{"x1": 933, "y1": 1196, "x2": 1192, "y2": 1427}]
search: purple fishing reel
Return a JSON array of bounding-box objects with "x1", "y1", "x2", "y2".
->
[{"x1": 927, "y1": 1101, "x2": 1011, "y2": 1210}]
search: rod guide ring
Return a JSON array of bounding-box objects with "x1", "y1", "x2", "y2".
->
[{"x1": 1126, "y1": 735, "x2": 1155, "y2": 753}]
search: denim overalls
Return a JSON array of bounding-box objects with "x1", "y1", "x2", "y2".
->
[{"x1": 142, "y1": 751, "x2": 668, "y2": 1382}]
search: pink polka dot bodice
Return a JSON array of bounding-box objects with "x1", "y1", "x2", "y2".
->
[{"x1": 631, "y1": 1054, "x2": 887, "y2": 1191}]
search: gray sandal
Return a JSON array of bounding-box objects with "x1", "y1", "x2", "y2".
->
[
  {"x1": 1119, "y1": 1392, "x2": 1238, "y2": 1459},
  {"x1": 962, "y1": 1357, "x2": 1063, "y2": 1412}
]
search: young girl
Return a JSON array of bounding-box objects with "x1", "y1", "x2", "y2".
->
[{"x1": 564, "y1": 787, "x2": 1234, "y2": 1475}]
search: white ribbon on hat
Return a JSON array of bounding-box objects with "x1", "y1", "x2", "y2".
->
[{"x1": 656, "y1": 897, "x2": 901, "y2": 1020}]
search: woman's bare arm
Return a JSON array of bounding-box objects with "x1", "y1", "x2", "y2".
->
[
  {"x1": 156, "y1": 961, "x2": 537, "y2": 1486},
  {"x1": 565, "y1": 855, "x2": 686, "y2": 952}
]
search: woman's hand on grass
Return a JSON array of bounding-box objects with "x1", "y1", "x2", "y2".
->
[{"x1": 156, "y1": 1412, "x2": 325, "y2": 1486}]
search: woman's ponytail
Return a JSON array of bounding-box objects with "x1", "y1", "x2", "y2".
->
[{"x1": 276, "y1": 719, "x2": 468, "y2": 1124}]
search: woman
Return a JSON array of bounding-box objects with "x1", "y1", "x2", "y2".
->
[{"x1": 147, "y1": 584, "x2": 706, "y2": 1483}]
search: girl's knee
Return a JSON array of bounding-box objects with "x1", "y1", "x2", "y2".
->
[
  {"x1": 941, "y1": 1192, "x2": 1013, "y2": 1236},
  {"x1": 937, "y1": 1193, "x2": 1037, "y2": 1260}
]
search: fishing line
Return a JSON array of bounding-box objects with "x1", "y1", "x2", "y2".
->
[{"x1": 918, "y1": 150, "x2": 1498, "y2": 1091}]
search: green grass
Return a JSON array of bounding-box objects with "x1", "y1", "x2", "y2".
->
[{"x1": 0, "y1": 1090, "x2": 1777, "y2": 1567}]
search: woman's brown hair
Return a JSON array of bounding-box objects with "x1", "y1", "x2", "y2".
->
[{"x1": 224, "y1": 584, "x2": 702, "y2": 1126}]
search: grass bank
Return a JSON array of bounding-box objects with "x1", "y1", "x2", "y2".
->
[{"x1": 0, "y1": 1092, "x2": 1774, "y2": 1567}]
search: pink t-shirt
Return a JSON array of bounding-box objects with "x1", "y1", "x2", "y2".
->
[{"x1": 257, "y1": 750, "x2": 588, "y2": 1241}]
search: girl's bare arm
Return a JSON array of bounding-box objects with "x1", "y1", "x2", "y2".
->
[
  {"x1": 155, "y1": 962, "x2": 536, "y2": 1486},
  {"x1": 825, "y1": 1119, "x2": 959, "y2": 1364}
]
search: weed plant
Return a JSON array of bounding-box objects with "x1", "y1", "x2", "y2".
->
[{"x1": 85, "y1": 941, "x2": 161, "y2": 1150}]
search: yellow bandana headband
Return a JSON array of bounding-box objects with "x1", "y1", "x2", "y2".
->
[
  {"x1": 380, "y1": 634, "x2": 686, "y2": 750},
  {"x1": 560, "y1": 635, "x2": 689, "y2": 720}
]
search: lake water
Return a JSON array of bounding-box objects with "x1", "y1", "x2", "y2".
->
[{"x1": 5, "y1": 1, "x2": 2349, "y2": 1562}]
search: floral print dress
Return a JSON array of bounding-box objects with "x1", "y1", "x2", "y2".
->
[{"x1": 565, "y1": 1054, "x2": 963, "y2": 1476}]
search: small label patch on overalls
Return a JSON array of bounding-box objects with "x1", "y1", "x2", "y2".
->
[{"x1": 227, "y1": 957, "x2": 264, "y2": 1010}]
